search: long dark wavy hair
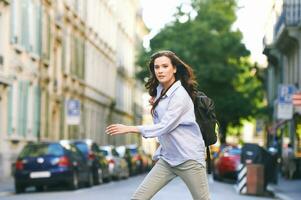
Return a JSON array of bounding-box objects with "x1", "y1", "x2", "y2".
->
[{"x1": 145, "y1": 50, "x2": 198, "y2": 116}]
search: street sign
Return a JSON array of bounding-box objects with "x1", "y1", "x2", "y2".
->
[
  {"x1": 278, "y1": 84, "x2": 295, "y2": 103},
  {"x1": 66, "y1": 99, "x2": 81, "y2": 125},
  {"x1": 277, "y1": 85, "x2": 295, "y2": 120},
  {"x1": 277, "y1": 103, "x2": 293, "y2": 120}
]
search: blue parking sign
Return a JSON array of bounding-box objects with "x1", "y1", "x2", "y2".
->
[
  {"x1": 278, "y1": 85, "x2": 295, "y2": 104},
  {"x1": 66, "y1": 99, "x2": 81, "y2": 125}
]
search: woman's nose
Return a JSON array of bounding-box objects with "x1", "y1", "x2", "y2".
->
[{"x1": 157, "y1": 67, "x2": 163, "y2": 73}]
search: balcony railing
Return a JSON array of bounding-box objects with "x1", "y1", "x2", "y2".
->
[{"x1": 275, "y1": 0, "x2": 301, "y2": 37}]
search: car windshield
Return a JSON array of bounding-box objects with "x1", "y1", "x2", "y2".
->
[
  {"x1": 129, "y1": 148, "x2": 138, "y2": 155},
  {"x1": 74, "y1": 142, "x2": 89, "y2": 155},
  {"x1": 112, "y1": 149, "x2": 119, "y2": 157},
  {"x1": 224, "y1": 147, "x2": 241, "y2": 155},
  {"x1": 19, "y1": 143, "x2": 64, "y2": 158},
  {"x1": 100, "y1": 149, "x2": 108, "y2": 156},
  {"x1": 116, "y1": 147, "x2": 125, "y2": 157}
]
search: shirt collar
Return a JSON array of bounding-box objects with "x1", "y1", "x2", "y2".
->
[{"x1": 157, "y1": 80, "x2": 181, "y2": 97}]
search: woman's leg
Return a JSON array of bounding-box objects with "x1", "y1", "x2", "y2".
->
[
  {"x1": 174, "y1": 160, "x2": 210, "y2": 200},
  {"x1": 131, "y1": 159, "x2": 176, "y2": 200}
]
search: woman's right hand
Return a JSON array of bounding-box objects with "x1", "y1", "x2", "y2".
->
[
  {"x1": 106, "y1": 124, "x2": 129, "y2": 135},
  {"x1": 106, "y1": 124, "x2": 140, "y2": 136}
]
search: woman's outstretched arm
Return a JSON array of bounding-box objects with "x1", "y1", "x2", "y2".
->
[{"x1": 106, "y1": 124, "x2": 140, "y2": 135}]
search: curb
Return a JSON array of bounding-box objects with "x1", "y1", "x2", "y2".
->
[
  {"x1": 273, "y1": 193, "x2": 295, "y2": 200},
  {"x1": 267, "y1": 185, "x2": 294, "y2": 200}
]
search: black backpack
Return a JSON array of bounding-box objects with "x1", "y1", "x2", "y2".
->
[{"x1": 194, "y1": 91, "x2": 219, "y2": 173}]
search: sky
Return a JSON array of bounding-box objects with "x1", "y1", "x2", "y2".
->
[{"x1": 141, "y1": 0, "x2": 273, "y2": 66}]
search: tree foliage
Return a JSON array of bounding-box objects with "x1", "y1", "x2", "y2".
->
[{"x1": 136, "y1": 0, "x2": 265, "y2": 143}]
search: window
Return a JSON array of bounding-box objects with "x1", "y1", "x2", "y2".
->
[
  {"x1": 45, "y1": 91, "x2": 49, "y2": 138},
  {"x1": 17, "y1": 81, "x2": 29, "y2": 136},
  {"x1": 19, "y1": 143, "x2": 64, "y2": 158},
  {"x1": 59, "y1": 98, "x2": 65, "y2": 139},
  {"x1": 26, "y1": 0, "x2": 42, "y2": 54},
  {"x1": 42, "y1": 11, "x2": 51, "y2": 59},
  {"x1": 7, "y1": 86, "x2": 13, "y2": 135},
  {"x1": 20, "y1": 0, "x2": 29, "y2": 49},
  {"x1": 10, "y1": 0, "x2": 21, "y2": 44},
  {"x1": 33, "y1": 85, "x2": 41, "y2": 137},
  {"x1": 0, "y1": 12, "x2": 3, "y2": 57}
]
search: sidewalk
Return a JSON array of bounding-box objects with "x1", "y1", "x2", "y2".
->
[
  {"x1": 0, "y1": 177, "x2": 14, "y2": 196},
  {"x1": 269, "y1": 176, "x2": 301, "y2": 200}
]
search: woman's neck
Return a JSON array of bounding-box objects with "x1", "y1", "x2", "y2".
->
[{"x1": 161, "y1": 79, "x2": 176, "y2": 93}]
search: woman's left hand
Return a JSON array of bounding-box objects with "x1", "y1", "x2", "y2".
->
[{"x1": 106, "y1": 124, "x2": 130, "y2": 135}]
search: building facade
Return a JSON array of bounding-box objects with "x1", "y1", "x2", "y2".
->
[
  {"x1": 0, "y1": 0, "x2": 146, "y2": 179},
  {"x1": 263, "y1": 0, "x2": 301, "y2": 177}
]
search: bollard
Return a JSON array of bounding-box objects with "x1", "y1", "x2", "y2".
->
[
  {"x1": 236, "y1": 164, "x2": 247, "y2": 194},
  {"x1": 246, "y1": 164, "x2": 264, "y2": 195}
]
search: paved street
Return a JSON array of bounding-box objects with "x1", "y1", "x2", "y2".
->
[{"x1": 0, "y1": 174, "x2": 278, "y2": 200}]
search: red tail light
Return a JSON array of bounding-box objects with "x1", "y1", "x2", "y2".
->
[
  {"x1": 58, "y1": 156, "x2": 71, "y2": 167},
  {"x1": 15, "y1": 160, "x2": 24, "y2": 170},
  {"x1": 108, "y1": 159, "x2": 115, "y2": 164},
  {"x1": 134, "y1": 155, "x2": 141, "y2": 161},
  {"x1": 88, "y1": 152, "x2": 96, "y2": 160}
]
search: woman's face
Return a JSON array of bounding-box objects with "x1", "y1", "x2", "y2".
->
[{"x1": 153, "y1": 56, "x2": 176, "y2": 88}]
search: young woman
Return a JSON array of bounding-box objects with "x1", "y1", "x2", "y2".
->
[{"x1": 106, "y1": 50, "x2": 210, "y2": 200}]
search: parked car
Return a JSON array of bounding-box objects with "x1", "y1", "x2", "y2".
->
[
  {"x1": 213, "y1": 145, "x2": 241, "y2": 181},
  {"x1": 14, "y1": 141, "x2": 93, "y2": 193},
  {"x1": 116, "y1": 145, "x2": 142, "y2": 175},
  {"x1": 71, "y1": 139, "x2": 111, "y2": 184},
  {"x1": 138, "y1": 149, "x2": 153, "y2": 172},
  {"x1": 117, "y1": 144, "x2": 153, "y2": 175},
  {"x1": 99, "y1": 145, "x2": 129, "y2": 180}
]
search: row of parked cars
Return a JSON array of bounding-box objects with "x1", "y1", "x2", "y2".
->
[
  {"x1": 13, "y1": 139, "x2": 153, "y2": 193},
  {"x1": 212, "y1": 145, "x2": 241, "y2": 182}
]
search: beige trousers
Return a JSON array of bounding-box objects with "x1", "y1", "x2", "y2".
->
[{"x1": 131, "y1": 159, "x2": 210, "y2": 200}]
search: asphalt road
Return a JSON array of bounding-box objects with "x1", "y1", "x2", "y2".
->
[{"x1": 0, "y1": 174, "x2": 277, "y2": 200}]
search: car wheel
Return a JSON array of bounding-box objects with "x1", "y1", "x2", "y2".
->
[
  {"x1": 103, "y1": 174, "x2": 111, "y2": 183},
  {"x1": 86, "y1": 171, "x2": 93, "y2": 187},
  {"x1": 124, "y1": 168, "x2": 130, "y2": 179},
  {"x1": 94, "y1": 168, "x2": 103, "y2": 185},
  {"x1": 213, "y1": 170, "x2": 220, "y2": 181},
  {"x1": 15, "y1": 183, "x2": 25, "y2": 194},
  {"x1": 70, "y1": 172, "x2": 79, "y2": 190}
]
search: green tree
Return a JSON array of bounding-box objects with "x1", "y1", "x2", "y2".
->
[{"x1": 137, "y1": 0, "x2": 265, "y2": 143}]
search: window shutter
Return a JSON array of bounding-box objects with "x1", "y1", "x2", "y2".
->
[
  {"x1": 23, "y1": 81, "x2": 29, "y2": 136},
  {"x1": 33, "y1": 85, "x2": 41, "y2": 137},
  {"x1": 7, "y1": 86, "x2": 13, "y2": 135}
]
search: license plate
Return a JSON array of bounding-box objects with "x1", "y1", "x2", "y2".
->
[{"x1": 30, "y1": 171, "x2": 51, "y2": 179}]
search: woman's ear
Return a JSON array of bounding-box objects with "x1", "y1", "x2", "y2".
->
[{"x1": 173, "y1": 66, "x2": 177, "y2": 74}]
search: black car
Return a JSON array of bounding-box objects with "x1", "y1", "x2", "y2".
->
[
  {"x1": 14, "y1": 141, "x2": 93, "y2": 193},
  {"x1": 71, "y1": 139, "x2": 111, "y2": 184}
]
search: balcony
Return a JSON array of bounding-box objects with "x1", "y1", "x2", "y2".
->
[{"x1": 274, "y1": 1, "x2": 301, "y2": 38}]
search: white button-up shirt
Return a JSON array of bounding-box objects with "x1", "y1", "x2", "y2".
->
[{"x1": 138, "y1": 80, "x2": 206, "y2": 167}]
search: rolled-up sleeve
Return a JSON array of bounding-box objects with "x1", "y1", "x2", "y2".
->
[{"x1": 138, "y1": 94, "x2": 189, "y2": 138}]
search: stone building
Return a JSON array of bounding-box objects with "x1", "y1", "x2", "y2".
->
[{"x1": 0, "y1": 0, "x2": 146, "y2": 179}]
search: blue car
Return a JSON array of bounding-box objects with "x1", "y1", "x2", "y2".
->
[{"x1": 14, "y1": 141, "x2": 93, "y2": 193}]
